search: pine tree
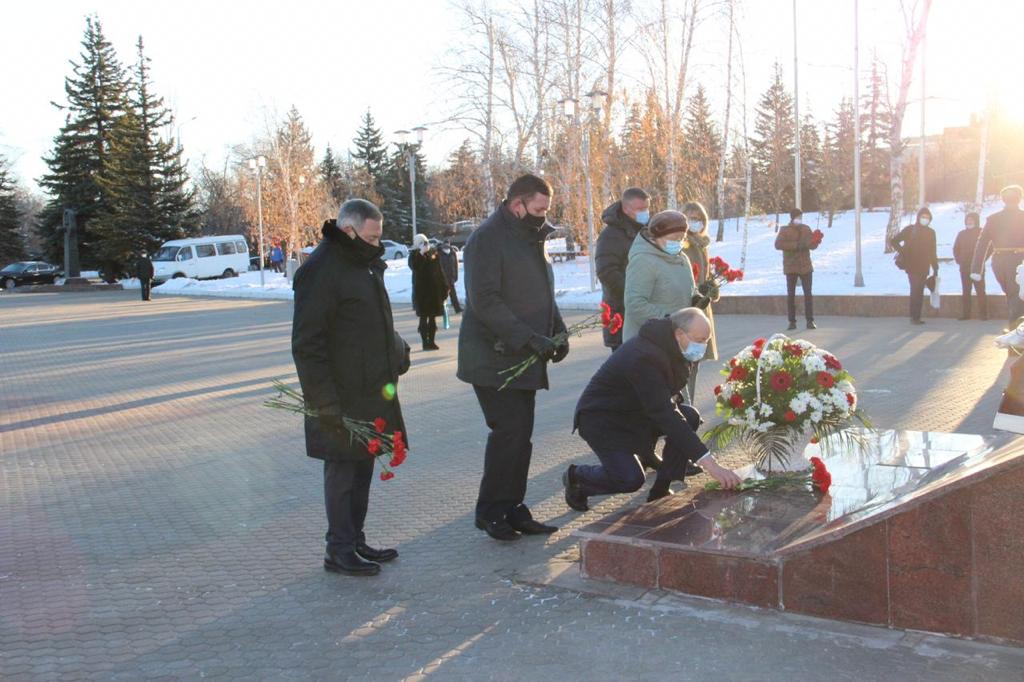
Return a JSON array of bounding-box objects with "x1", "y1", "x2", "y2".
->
[
  {"x1": 819, "y1": 98, "x2": 856, "y2": 226},
  {"x1": 351, "y1": 110, "x2": 389, "y2": 189},
  {"x1": 681, "y1": 84, "x2": 721, "y2": 209},
  {"x1": 0, "y1": 157, "x2": 26, "y2": 263},
  {"x1": 750, "y1": 63, "x2": 796, "y2": 223},
  {"x1": 320, "y1": 144, "x2": 346, "y2": 205},
  {"x1": 861, "y1": 57, "x2": 891, "y2": 209},
  {"x1": 799, "y1": 114, "x2": 823, "y2": 214},
  {"x1": 37, "y1": 15, "x2": 129, "y2": 266}
]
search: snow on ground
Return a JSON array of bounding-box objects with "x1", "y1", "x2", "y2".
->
[{"x1": 146, "y1": 200, "x2": 1002, "y2": 308}]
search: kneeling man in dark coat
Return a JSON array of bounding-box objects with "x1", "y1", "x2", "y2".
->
[
  {"x1": 563, "y1": 308, "x2": 740, "y2": 509},
  {"x1": 292, "y1": 199, "x2": 411, "y2": 577}
]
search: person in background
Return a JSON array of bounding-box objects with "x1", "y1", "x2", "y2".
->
[
  {"x1": 681, "y1": 201, "x2": 719, "y2": 403},
  {"x1": 623, "y1": 210, "x2": 694, "y2": 342},
  {"x1": 596, "y1": 187, "x2": 651, "y2": 351},
  {"x1": 953, "y1": 211, "x2": 987, "y2": 321},
  {"x1": 565, "y1": 229, "x2": 577, "y2": 261},
  {"x1": 270, "y1": 243, "x2": 284, "y2": 273},
  {"x1": 135, "y1": 250, "x2": 154, "y2": 302},
  {"x1": 971, "y1": 185, "x2": 1024, "y2": 326},
  {"x1": 774, "y1": 208, "x2": 818, "y2": 331},
  {"x1": 437, "y1": 239, "x2": 462, "y2": 314},
  {"x1": 408, "y1": 234, "x2": 449, "y2": 350},
  {"x1": 893, "y1": 206, "x2": 939, "y2": 326}
]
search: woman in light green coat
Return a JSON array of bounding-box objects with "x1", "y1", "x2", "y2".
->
[
  {"x1": 623, "y1": 210, "x2": 695, "y2": 342},
  {"x1": 682, "y1": 201, "x2": 720, "y2": 403}
]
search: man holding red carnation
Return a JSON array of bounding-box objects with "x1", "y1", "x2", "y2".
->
[{"x1": 774, "y1": 207, "x2": 819, "y2": 331}]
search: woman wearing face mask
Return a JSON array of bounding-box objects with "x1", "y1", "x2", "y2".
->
[
  {"x1": 622, "y1": 210, "x2": 696, "y2": 342},
  {"x1": 681, "y1": 201, "x2": 720, "y2": 402},
  {"x1": 892, "y1": 207, "x2": 939, "y2": 325}
]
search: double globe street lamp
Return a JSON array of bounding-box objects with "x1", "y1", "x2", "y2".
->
[
  {"x1": 559, "y1": 90, "x2": 606, "y2": 293},
  {"x1": 248, "y1": 155, "x2": 267, "y2": 287},
  {"x1": 394, "y1": 126, "x2": 428, "y2": 244}
]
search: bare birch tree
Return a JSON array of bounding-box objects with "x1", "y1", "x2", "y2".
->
[{"x1": 715, "y1": 0, "x2": 735, "y2": 242}]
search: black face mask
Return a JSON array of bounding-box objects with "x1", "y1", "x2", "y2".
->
[
  {"x1": 521, "y1": 212, "x2": 547, "y2": 229},
  {"x1": 347, "y1": 231, "x2": 385, "y2": 261}
]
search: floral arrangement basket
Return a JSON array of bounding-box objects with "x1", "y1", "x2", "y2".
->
[{"x1": 704, "y1": 334, "x2": 872, "y2": 473}]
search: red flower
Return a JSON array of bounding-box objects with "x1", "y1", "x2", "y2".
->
[
  {"x1": 729, "y1": 358, "x2": 739, "y2": 368},
  {"x1": 380, "y1": 470, "x2": 395, "y2": 481},
  {"x1": 784, "y1": 410, "x2": 797, "y2": 422},
  {"x1": 771, "y1": 371, "x2": 793, "y2": 392},
  {"x1": 809, "y1": 456, "x2": 824, "y2": 471},
  {"x1": 373, "y1": 417, "x2": 387, "y2": 433},
  {"x1": 367, "y1": 438, "x2": 382, "y2": 455},
  {"x1": 753, "y1": 338, "x2": 766, "y2": 348},
  {"x1": 729, "y1": 366, "x2": 748, "y2": 381},
  {"x1": 713, "y1": 384, "x2": 722, "y2": 395},
  {"x1": 729, "y1": 393, "x2": 744, "y2": 408},
  {"x1": 846, "y1": 393, "x2": 856, "y2": 406},
  {"x1": 389, "y1": 451, "x2": 406, "y2": 467},
  {"x1": 725, "y1": 269, "x2": 744, "y2": 282},
  {"x1": 817, "y1": 372, "x2": 835, "y2": 388},
  {"x1": 751, "y1": 347, "x2": 762, "y2": 359},
  {"x1": 691, "y1": 261, "x2": 701, "y2": 282},
  {"x1": 809, "y1": 457, "x2": 831, "y2": 493},
  {"x1": 824, "y1": 354, "x2": 842, "y2": 370},
  {"x1": 600, "y1": 301, "x2": 612, "y2": 326},
  {"x1": 783, "y1": 343, "x2": 804, "y2": 357},
  {"x1": 810, "y1": 436, "x2": 820, "y2": 444},
  {"x1": 609, "y1": 313, "x2": 623, "y2": 335}
]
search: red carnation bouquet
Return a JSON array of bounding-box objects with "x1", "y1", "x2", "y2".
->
[
  {"x1": 692, "y1": 256, "x2": 744, "y2": 309},
  {"x1": 705, "y1": 455, "x2": 832, "y2": 493},
  {"x1": 498, "y1": 303, "x2": 622, "y2": 390},
  {"x1": 810, "y1": 229, "x2": 824, "y2": 248},
  {"x1": 265, "y1": 381, "x2": 407, "y2": 480}
]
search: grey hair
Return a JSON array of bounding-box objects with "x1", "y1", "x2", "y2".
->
[
  {"x1": 622, "y1": 187, "x2": 650, "y2": 203},
  {"x1": 337, "y1": 198, "x2": 383, "y2": 229},
  {"x1": 669, "y1": 307, "x2": 710, "y2": 334}
]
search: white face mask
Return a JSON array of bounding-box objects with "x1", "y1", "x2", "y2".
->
[
  {"x1": 663, "y1": 240, "x2": 683, "y2": 255},
  {"x1": 919, "y1": 217, "x2": 931, "y2": 226},
  {"x1": 687, "y1": 221, "x2": 704, "y2": 233}
]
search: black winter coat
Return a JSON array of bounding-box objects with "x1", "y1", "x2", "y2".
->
[
  {"x1": 595, "y1": 201, "x2": 643, "y2": 347},
  {"x1": 953, "y1": 226, "x2": 982, "y2": 272},
  {"x1": 893, "y1": 223, "x2": 938, "y2": 277},
  {"x1": 971, "y1": 207, "x2": 1024, "y2": 276},
  {"x1": 457, "y1": 203, "x2": 566, "y2": 390},
  {"x1": 135, "y1": 256, "x2": 154, "y2": 280},
  {"x1": 438, "y1": 245, "x2": 459, "y2": 285},
  {"x1": 574, "y1": 317, "x2": 707, "y2": 460},
  {"x1": 292, "y1": 220, "x2": 410, "y2": 461},
  {"x1": 408, "y1": 248, "x2": 448, "y2": 317}
]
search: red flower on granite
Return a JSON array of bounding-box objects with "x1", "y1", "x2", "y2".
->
[
  {"x1": 373, "y1": 417, "x2": 387, "y2": 433},
  {"x1": 817, "y1": 372, "x2": 835, "y2": 388},
  {"x1": 809, "y1": 456, "x2": 832, "y2": 493},
  {"x1": 729, "y1": 394, "x2": 744, "y2": 408},
  {"x1": 771, "y1": 371, "x2": 793, "y2": 392}
]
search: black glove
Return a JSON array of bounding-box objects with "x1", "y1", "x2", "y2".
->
[
  {"x1": 526, "y1": 334, "x2": 558, "y2": 362},
  {"x1": 678, "y1": 404, "x2": 703, "y2": 431},
  {"x1": 552, "y1": 339, "x2": 570, "y2": 363}
]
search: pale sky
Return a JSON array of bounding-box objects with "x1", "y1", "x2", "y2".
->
[{"x1": 2, "y1": 0, "x2": 1021, "y2": 193}]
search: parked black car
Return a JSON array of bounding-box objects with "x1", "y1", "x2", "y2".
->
[{"x1": 0, "y1": 262, "x2": 63, "y2": 289}]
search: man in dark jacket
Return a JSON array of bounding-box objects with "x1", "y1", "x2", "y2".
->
[
  {"x1": 595, "y1": 187, "x2": 650, "y2": 350},
  {"x1": 458, "y1": 174, "x2": 569, "y2": 542},
  {"x1": 563, "y1": 309, "x2": 740, "y2": 509},
  {"x1": 292, "y1": 199, "x2": 411, "y2": 577},
  {"x1": 135, "y1": 251, "x2": 154, "y2": 301},
  {"x1": 774, "y1": 208, "x2": 818, "y2": 330},
  {"x1": 893, "y1": 207, "x2": 939, "y2": 325},
  {"x1": 971, "y1": 185, "x2": 1024, "y2": 325},
  {"x1": 953, "y1": 211, "x2": 987, "y2": 320},
  {"x1": 438, "y1": 240, "x2": 462, "y2": 313}
]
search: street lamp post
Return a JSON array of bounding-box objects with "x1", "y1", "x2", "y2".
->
[
  {"x1": 561, "y1": 91, "x2": 605, "y2": 293},
  {"x1": 395, "y1": 126, "x2": 427, "y2": 243},
  {"x1": 248, "y1": 155, "x2": 267, "y2": 287},
  {"x1": 853, "y1": 0, "x2": 865, "y2": 287}
]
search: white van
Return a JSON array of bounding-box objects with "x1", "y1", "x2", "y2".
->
[{"x1": 152, "y1": 235, "x2": 251, "y2": 283}]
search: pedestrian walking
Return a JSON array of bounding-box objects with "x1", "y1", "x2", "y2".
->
[
  {"x1": 135, "y1": 251, "x2": 154, "y2": 301},
  {"x1": 291, "y1": 199, "x2": 410, "y2": 577},
  {"x1": 681, "y1": 201, "x2": 719, "y2": 403},
  {"x1": 457, "y1": 173, "x2": 569, "y2": 542},
  {"x1": 409, "y1": 234, "x2": 449, "y2": 351},
  {"x1": 893, "y1": 207, "x2": 939, "y2": 325},
  {"x1": 270, "y1": 243, "x2": 284, "y2": 273},
  {"x1": 971, "y1": 185, "x2": 1024, "y2": 325},
  {"x1": 774, "y1": 208, "x2": 818, "y2": 331},
  {"x1": 437, "y1": 240, "x2": 462, "y2": 313},
  {"x1": 562, "y1": 309, "x2": 741, "y2": 509},
  {"x1": 596, "y1": 187, "x2": 650, "y2": 351},
  {"x1": 953, "y1": 211, "x2": 987, "y2": 320},
  {"x1": 622, "y1": 210, "x2": 695, "y2": 342}
]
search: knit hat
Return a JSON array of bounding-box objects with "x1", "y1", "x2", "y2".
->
[
  {"x1": 412, "y1": 233, "x2": 429, "y2": 249},
  {"x1": 647, "y1": 210, "x2": 688, "y2": 238}
]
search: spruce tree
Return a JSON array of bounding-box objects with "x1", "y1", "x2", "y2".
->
[
  {"x1": 860, "y1": 57, "x2": 892, "y2": 209},
  {"x1": 681, "y1": 84, "x2": 721, "y2": 209},
  {"x1": 320, "y1": 144, "x2": 346, "y2": 205},
  {"x1": 750, "y1": 63, "x2": 796, "y2": 223},
  {"x1": 37, "y1": 15, "x2": 129, "y2": 265},
  {"x1": 819, "y1": 99, "x2": 856, "y2": 226},
  {"x1": 351, "y1": 110, "x2": 389, "y2": 188},
  {"x1": 380, "y1": 144, "x2": 430, "y2": 242},
  {"x1": 0, "y1": 158, "x2": 26, "y2": 263},
  {"x1": 799, "y1": 114, "x2": 823, "y2": 214}
]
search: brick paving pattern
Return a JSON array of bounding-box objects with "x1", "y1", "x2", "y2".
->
[{"x1": 2, "y1": 291, "x2": 1021, "y2": 680}]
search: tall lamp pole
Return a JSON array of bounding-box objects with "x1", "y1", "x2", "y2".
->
[
  {"x1": 793, "y1": 0, "x2": 802, "y2": 210},
  {"x1": 248, "y1": 155, "x2": 267, "y2": 287},
  {"x1": 560, "y1": 92, "x2": 605, "y2": 293},
  {"x1": 395, "y1": 126, "x2": 427, "y2": 242},
  {"x1": 853, "y1": 0, "x2": 865, "y2": 287},
  {"x1": 919, "y1": 29, "x2": 927, "y2": 208}
]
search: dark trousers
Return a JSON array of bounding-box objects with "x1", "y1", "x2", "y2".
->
[
  {"x1": 959, "y1": 268, "x2": 988, "y2": 319},
  {"x1": 323, "y1": 458, "x2": 374, "y2": 552},
  {"x1": 686, "y1": 360, "x2": 701, "y2": 404},
  {"x1": 907, "y1": 272, "x2": 927, "y2": 321},
  {"x1": 418, "y1": 316, "x2": 437, "y2": 340},
  {"x1": 140, "y1": 278, "x2": 152, "y2": 301},
  {"x1": 473, "y1": 385, "x2": 536, "y2": 521},
  {"x1": 993, "y1": 260, "x2": 1024, "y2": 324},
  {"x1": 786, "y1": 272, "x2": 814, "y2": 323},
  {"x1": 448, "y1": 287, "x2": 462, "y2": 313},
  {"x1": 574, "y1": 415, "x2": 690, "y2": 497}
]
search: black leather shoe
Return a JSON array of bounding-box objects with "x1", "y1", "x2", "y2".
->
[
  {"x1": 356, "y1": 543, "x2": 398, "y2": 563},
  {"x1": 806, "y1": 321, "x2": 817, "y2": 330},
  {"x1": 787, "y1": 322, "x2": 797, "y2": 330},
  {"x1": 508, "y1": 517, "x2": 558, "y2": 534},
  {"x1": 562, "y1": 465, "x2": 589, "y2": 512},
  {"x1": 475, "y1": 517, "x2": 520, "y2": 541},
  {"x1": 324, "y1": 548, "x2": 381, "y2": 576},
  {"x1": 684, "y1": 461, "x2": 704, "y2": 477},
  {"x1": 637, "y1": 450, "x2": 662, "y2": 472}
]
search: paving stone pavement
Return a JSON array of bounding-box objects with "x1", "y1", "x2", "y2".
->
[{"x1": 2, "y1": 290, "x2": 1023, "y2": 681}]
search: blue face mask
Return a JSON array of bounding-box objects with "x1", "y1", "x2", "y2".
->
[
  {"x1": 635, "y1": 210, "x2": 650, "y2": 225},
  {"x1": 663, "y1": 240, "x2": 683, "y2": 255},
  {"x1": 683, "y1": 341, "x2": 706, "y2": 362}
]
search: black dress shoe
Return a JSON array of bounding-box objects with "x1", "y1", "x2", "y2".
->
[
  {"x1": 684, "y1": 461, "x2": 704, "y2": 477},
  {"x1": 324, "y1": 548, "x2": 381, "y2": 576},
  {"x1": 508, "y1": 517, "x2": 558, "y2": 534},
  {"x1": 562, "y1": 465, "x2": 589, "y2": 512},
  {"x1": 637, "y1": 450, "x2": 662, "y2": 472},
  {"x1": 806, "y1": 321, "x2": 817, "y2": 330},
  {"x1": 787, "y1": 322, "x2": 798, "y2": 330},
  {"x1": 475, "y1": 517, "x2": 520, "y2": 541},
  {"x1": 356, "y1": 543, "x2": 398, "y2": 563}
]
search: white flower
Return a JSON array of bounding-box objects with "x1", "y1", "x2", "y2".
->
[
  {"x1": 759, "y1": 403, "x2": 773, "y2": 417},
  {"x1": 807, "y1": 396, "x2": 823, "y2": 412},
  {"x1": 810, "y1": 410, "x2": 823, "y2": 423},
  {"x1": 728, "y1": 416, "x2": 746, "y2": 426},
  {"x1": 759, "y1": 350, "x2": 784, "y2": 369},
  {"x1": 802, "y1": 354, "x2": 826, "y2": 373},
  {"x1": 837, "y1": 380, "x2": 854, "y2": 394},
  {"x1": 789, "y1": 393, "x2": 810, "y2": 414},
  {"x1": 719, "y1": 382, "x2": 734, "y2": 399}
]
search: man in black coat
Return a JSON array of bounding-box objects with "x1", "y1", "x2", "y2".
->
[
  {"x1": 595, "y1": 187, "x2": 650, "y2": 350},
  {"x1": 953, "y1": 211, "x2": 987, "y2": 320},
  {"x1": 893, "y1": 207, "x2": 939, "y2": 325},
  {"x1": 563, "y1": 309, "x2": 740, "y2": 509},
  {"x1": 458, "y1": 174, "x2": 569, "y2": 541},
  {"x1": 292, "y1": 199, "x2": 411, "y2": 577},
  {"x1": 971, "y1": 185, "x2": 1024, "y2": 325},
  {"x1": 135, "y1": 251, "x2": 154, "y2": 301},
  {"x1": 438, "y1": 240, "x2": 462, "y2": 313}
]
